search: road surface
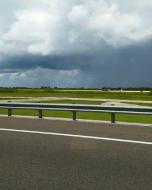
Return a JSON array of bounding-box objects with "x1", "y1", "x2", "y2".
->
[{"x1": 0, "y1": 117, "x2": 152, "y2": 190}]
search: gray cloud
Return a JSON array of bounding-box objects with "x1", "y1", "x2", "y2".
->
[
  {"x1": 0, "y1": 53, "x2": 91, "y2": 71},
  {"x1": 0, "y1": 41, "x2": 151, "y2": 87}
]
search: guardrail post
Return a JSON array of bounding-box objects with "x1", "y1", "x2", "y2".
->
[
  {"x1": 72, "y1": 111, "x2": 77, "y2": 121},
  {"x1": 38, "y1": 110, "x2": 43, "y2": 119},
  {"x1": 111, "y1": 113, "x2": 115, "y2": 124},
  {"x1": 8, "y1": 108, "x2": 12, "y2": 117}
]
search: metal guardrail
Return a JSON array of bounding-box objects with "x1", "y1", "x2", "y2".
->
[{"x1": 0, "y1": 102, "x2": 152, "y2": 123}]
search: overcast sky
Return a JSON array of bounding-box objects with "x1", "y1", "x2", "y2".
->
[{"x1": 0, "y1": 0, "x2": 152, "y2": 87}]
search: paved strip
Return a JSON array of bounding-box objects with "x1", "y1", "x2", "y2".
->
[
  {"x1": 0, "y1": 127, "x2": 152, "y2": 145},
  {"x1": 1, "y1": 96, "x2": 152, "y2": 103}
]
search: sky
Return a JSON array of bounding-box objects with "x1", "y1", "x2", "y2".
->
[{"x1": 0, "y1": 0, "x2": 152, "y2": 87}]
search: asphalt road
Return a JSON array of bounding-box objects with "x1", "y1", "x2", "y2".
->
[{"x1": 0, "y1": 117, "x2": 152, "y2": 190}]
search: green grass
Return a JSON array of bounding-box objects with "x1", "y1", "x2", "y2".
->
[
  {"x1": 33, "y1": 100, "x2": 103, "y2": 105},
  {"x1": 0, "y1": 89, "x2": 152, "y2": 101},
  {"x1": 116, "y1": 114, "x2": 152, "y2": 124},
  {"x1": 0, "y1": 109, "x2": 37, "y2": 117}
]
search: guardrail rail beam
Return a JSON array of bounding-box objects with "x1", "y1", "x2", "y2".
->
[{"x1": 0, "y1": 102, "x2": 151, "y2": 124}]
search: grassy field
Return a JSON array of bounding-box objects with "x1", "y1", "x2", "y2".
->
[
  {"x1": 33, "y1": 100, "x2": 103, "y2": 104},
  {"x1": 0, "y1": 89, "x2": 152, "y2": 100},
  {"x1": 0, "y1": 89, "x2": 152, "y2": 124}
]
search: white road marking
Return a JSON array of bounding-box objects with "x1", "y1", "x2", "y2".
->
[{"x1": 0, "y1": 128, "x2": 152, "y2": 145}]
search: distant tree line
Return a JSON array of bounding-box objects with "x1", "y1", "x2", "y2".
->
[{"x1": 0, "y1": 86, "x2": 152, "y2": 93}]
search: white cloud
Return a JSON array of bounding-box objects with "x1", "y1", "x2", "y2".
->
[
  {"x1": 68, "y1": 5, "x2": 89, "y2": 24},
  {"x1": 0, "y1": 73, "x2": 4, "y2": 79},
  {"x1": 0, "y1": 0, "x2": 152, "y2": 58}
]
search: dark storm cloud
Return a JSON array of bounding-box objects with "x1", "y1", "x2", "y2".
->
[
  {"x1": 1, "y1": 41, "x2": 152, "y2": 87},
  {"x1": 83, "y1": 42, "x2": 152, "y2": 87},
  {"x1": 0, "y1": 52, "x2": 94, "y2": 72}
]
